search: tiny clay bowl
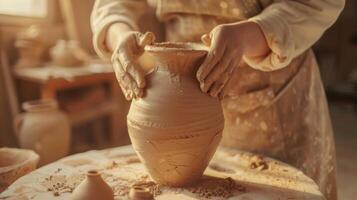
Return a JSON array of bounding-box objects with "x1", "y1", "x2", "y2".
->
[{"x1": 0, "y1": 148, "x2": 39, "y2": 192}]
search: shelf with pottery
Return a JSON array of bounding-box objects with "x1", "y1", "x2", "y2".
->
[
  {"x1": 0, "y1": 145, "x2": 325, "y2": 200},
  {"x1": 13, "y1": 62, "x2": 128, "y2": 147}
]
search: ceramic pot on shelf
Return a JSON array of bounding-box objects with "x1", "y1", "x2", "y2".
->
[
  {"x1": 127, "y1": 41, "x2": 224, "y2": 186},
  {"x1": 15, "y1": 99, "x2": 71, "y2": 166},
  {"x1": 71, "y1": 170, "x2": 114, "y2": 200},
  {"x1": 50, "y1": 40, "x2": 88, "y2": 67}
]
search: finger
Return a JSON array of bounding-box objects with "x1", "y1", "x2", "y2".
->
[
  {"x1": 118, "y1": 51, "x2": 146, "y2": 89},
  {"x1": 200, "y1": 51, "x2": 232, "y2": 93},
  {"x1": 127, "y1": 63, "x2": 146, "y2": 89},
  {"x1": 208, "y1": 63, "x2": 233, "y2": 97},
  {"x1": 137, "y1": 32, "x2": 156, "y2": 48},
  {"x1": 113, "y1": 59, "x2": 138, "y2": 99},
  {"x1": 196, "y1": 41, "x2": 226, "y2": 82},
  {"x1": 201, "y1": 34, "x2": 211, "y2": 47},
  {"x1": 218, "y1": 58, "x2": 240, "y2": 99},
  {"x1": 117, "y1": 57, "x2": 141, "y2": 92},
  {"x1": 209, "y1": 80, "x2": 225, "y2": 98}
]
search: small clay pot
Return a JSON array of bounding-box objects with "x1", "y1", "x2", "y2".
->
[
  {"x1": 50, "y1": 40, "x2": 86, "y2": 67},
  {"x1": 128, "y1": 42, "x2": 224, "y2": 186},
  {"x1": 0, "y1": 148, "x2": 39, "y2": 192},
  {"x1": 71, "y1": 170, "x2": 114, "y2": 200},
  {"x1": 15, "y1": 99, "x2": 71, "y2": 165},
  {"x1": 129, "y1": 186, "x2": 153, "y2": 200}
]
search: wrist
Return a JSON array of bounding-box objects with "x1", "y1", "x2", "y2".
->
[
  {"x1": 106, "y1": 23, "x2": 134, "y2": 51},
  {"x1": 239, "y1": 21, "x2": 270, "y2": 58}
]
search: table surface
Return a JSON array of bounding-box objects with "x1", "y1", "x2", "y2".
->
[
  {"x1": 0, "y1": 145, "x2": 325, "y2": 200},
  {"x1": 13, "y1": 63, "x2": 113, "y2": 83}
]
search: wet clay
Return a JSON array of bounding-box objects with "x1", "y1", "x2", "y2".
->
[{"x1": 127, "y1": 42, "x2": 224, "y2": 186}]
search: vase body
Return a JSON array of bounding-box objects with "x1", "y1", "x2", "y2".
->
[
  {"x1": 16, "y1": 99, "x2": 71, "y2": 165},
  {"x1": 127, "y1": 43, "x2": 224, "y2": 186},
  {"x1": 71, "y1": 170, "x2": 114, "y2": 200}
]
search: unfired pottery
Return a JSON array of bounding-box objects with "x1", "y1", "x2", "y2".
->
[
  {"x1": 15, "y1": 99, "x2": 71, "y2": 166},
  {"x1": 0, "y1": 148, "x2": 39, "y2": 192},
  {"x1": 50, "y1": 40, "x2": 89, "y2": 67},
  {"x1": 71, "y1": 170, "x2": 114, "y2": 200},
  {"x1": 14, "y1": 25, "x2": 46, "y2": 68},
  {"x1": 127, "y1": 42, "x2": 224, "y2": 186}
]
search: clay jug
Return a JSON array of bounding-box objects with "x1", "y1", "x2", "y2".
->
[
  {"x1": 127, "y1": 42, "x2": 224, "y2": 186},
  {"x1": 15, "y1": 99, "x2": 71, "y2": 165},
  {"x1": 71, "y1": 170, "x2": 114, "y2": 200}
]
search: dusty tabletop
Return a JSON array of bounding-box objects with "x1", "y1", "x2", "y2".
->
[{"x1": 0, "y1": 146, "x2": 325, "y2": 200}]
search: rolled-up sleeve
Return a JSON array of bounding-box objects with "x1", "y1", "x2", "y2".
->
[
  {"x1": 244, "y1": 0, "x2": 345, "y2": 71},
  {"x1": 91, "y1": 0, "x2": 148, "y2": 60}
]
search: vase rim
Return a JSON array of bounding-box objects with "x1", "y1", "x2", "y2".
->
[
  {"x1": 145, "y1": 42, "x2": 208, "y2": 54},
  {"x1": 22, "y1": 99, "x2": 58, "y2": 112},
  {"x1": 87, "y1": 170, "x2": 100, "y2": 176}
]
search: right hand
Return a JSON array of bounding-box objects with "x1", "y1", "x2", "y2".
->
[{"x1": 111, "y1": 31, "x2": 155, "y2": 100}]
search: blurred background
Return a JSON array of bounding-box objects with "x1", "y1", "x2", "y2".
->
[{"x1": 0, "y1": 0, "x2": 356, "y2": 199}]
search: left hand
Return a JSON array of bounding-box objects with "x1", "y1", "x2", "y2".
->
[{"x1": 197, "y1": 21, "x2": 270, "y2": 99}]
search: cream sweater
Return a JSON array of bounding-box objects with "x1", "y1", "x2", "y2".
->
[{"x1": 91, "y1": 0, "x2": 345, "y2": 71}]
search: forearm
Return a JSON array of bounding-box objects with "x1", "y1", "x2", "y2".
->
[
  {"x1": 91, "y1": 0, "x2": 148, "y2": 60},
  {"x1": 244, "y1": 0, "x2": 345, "y2": 71}
]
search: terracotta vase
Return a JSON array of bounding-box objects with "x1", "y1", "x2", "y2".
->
[
  {"x1": 15, "y1": 99, "x2": 71, "y2": 166},
  {"x1": 127, "y1": 42, "x2": 224, "y2": 186},
  {"x1": 71, "y1": 170, "x2": 114, "y2": 200},
  {"x1": 0, "y1": 148, "x2": 39, "y2": 192}
]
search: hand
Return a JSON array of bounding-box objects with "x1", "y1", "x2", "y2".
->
[
  {"x1": 110, "y1": 28, "x2": 155, "y2": 100},
  {"x1": 197, "y1": 21, "x2": 270, "y2": 99}
]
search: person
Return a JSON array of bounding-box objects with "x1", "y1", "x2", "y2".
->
[{"x1": 91, "y1": 0, "x2": 345, "y2": 199}]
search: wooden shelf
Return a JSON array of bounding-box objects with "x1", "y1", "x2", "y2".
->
[{"x1": 67, "y1": 100, "x2": 118, "y2": 126}]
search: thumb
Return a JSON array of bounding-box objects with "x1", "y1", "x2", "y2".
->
[
  {"x1": 138, "y1": 32, "x2": 156, "y2": 48},
  {"x1": 201, "y1": 33, "x2": 212, "y2": 47}
]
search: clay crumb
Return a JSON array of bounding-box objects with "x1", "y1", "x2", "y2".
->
[
  {"x1": 209, "y1": 163, "x2": 235, "y2": 174},
  {"x1": 131, "y1": 180, "x2": 162, "y2": 197},
  {"x1": 250, "y1": 155, "x2": 269, "y2": 171},
  {"x1": 41, "y1": 174, "x2": 85, "y2": 197},
  {"x1": 187, "y1": 177, "x2": 246, "y2": 199}
]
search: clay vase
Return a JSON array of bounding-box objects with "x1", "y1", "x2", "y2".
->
[
  {"x1": 0, "y1": 148, "x2": 39, "y2": 192},
  {"x1": 127, "y1": 42, "x2": 224, "y2": 186},
  {"x1": 71, "y1": 170, "x2": 114, "y2": 200},
  {"x1": 15, "y1": 99, "x2": 71, "y2": 166}
]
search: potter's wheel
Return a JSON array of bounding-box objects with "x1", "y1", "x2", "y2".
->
[{"x1": 1, "y1": 145, "x2": 325, "y2": 200}]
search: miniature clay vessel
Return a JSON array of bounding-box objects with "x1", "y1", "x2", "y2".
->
[
  {"x1": 127, "y1": 42, "x2": 224, "y2": 186},
  {"x1": 50, "y1": 40, "x2": 88, "y2": 67},
  {"x1": 15, "y1": 99, "x2": 71, "y2": 166},
  {"x1": 0, "y1": 148, "x2": 39, "y2": 192},
  {"x1": 71, "y1": 170, "x2": 114, "y2": 200},
  {"x1": 14, "y1": 25, "x2": 46, "y2": 68},
  {"x1": 129, "y1": 186, "x2": 153, "y2": 200}
]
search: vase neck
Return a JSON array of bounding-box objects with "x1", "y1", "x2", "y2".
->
[
  {"x1": 23, "y1": 99, "x2": 58, "y2": 113},
  {"x1": 142, "y1": 42, "x2": 208, "y2": 75},
  {"x1": 153, "y1": 52, "x2": 206, "y2": 75}
]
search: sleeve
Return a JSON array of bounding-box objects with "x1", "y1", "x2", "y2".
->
[
  {"x1": 243, "y1": 0, "x2": 345, "y2": 71},
  {"x1": 90, "y1": 0, "x2": 149, "y2": 60}
]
